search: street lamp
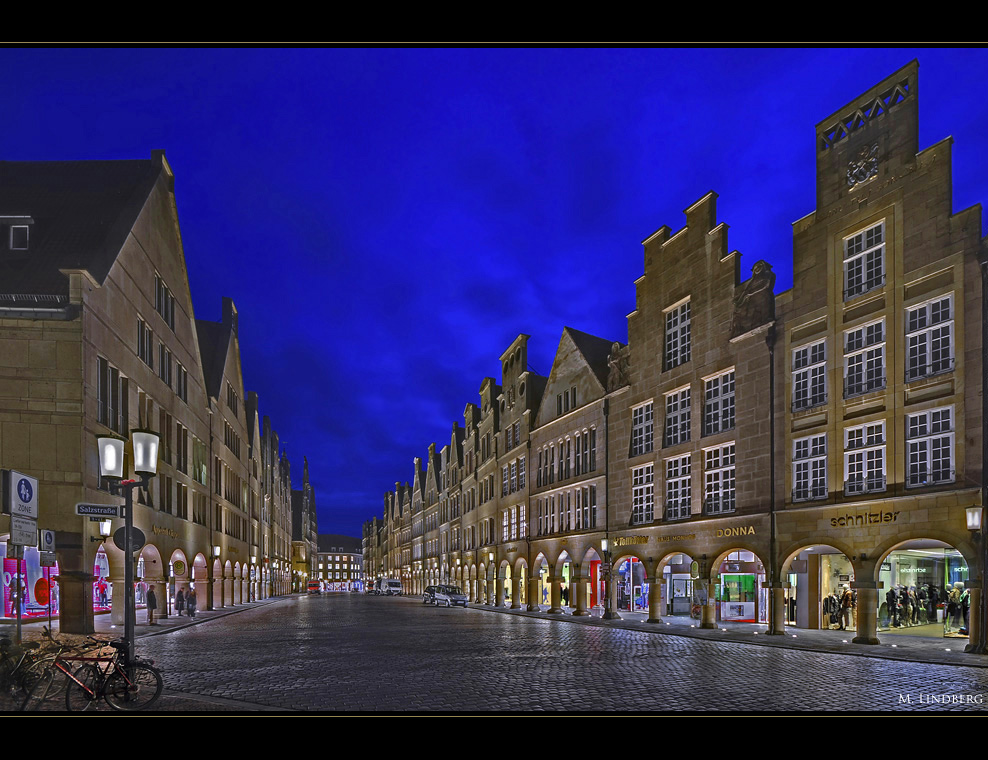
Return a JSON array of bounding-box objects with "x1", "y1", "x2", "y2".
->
[
  {"x1": 488, "y1": 551, "x2": 495, "y2": 606},
  {"x1": 601, "y1": 538, "x2": 619, "y2": 620},
  {"x1": 966, "y1": 507, "x2": 986, "y2": 654},
  {"x1": 96, "y1": 428, "x2": 159, "y2": 666}
]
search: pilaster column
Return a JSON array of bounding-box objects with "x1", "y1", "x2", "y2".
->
[
  {"x1": 964, "y1": 583, "x2": 982, "y2": 654},
  {"x1": 495, "y1": 570, "x2": 505, "y2": 607},
  {"x1": 153, "y1": 578, "x2": 168, "y2": 620},
  {"x1": 511, "y1": 575, "x2": 521, "y2": 609},
  {"x1": 110, "y1": 573, "x2": 127, "y2": 626},
  {"x1": 58, "y1": 570, "x2": 96, "y2": 635},
  {"x1": 604, "y1": 571, "x2": 622, "y2": 620},
  {"x1": 851, "y1": 582, "x2": 881, "y2": 645}
]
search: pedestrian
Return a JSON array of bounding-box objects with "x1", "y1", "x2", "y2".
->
[
  {"x1": 176, "y1": 588, "x2": 185, "y2": 616},
  {"x1": 187, "y1": 587, "x2": 197, "y2": 619},
  {"x1": 147, "y1": 586, "x2": 157, "y2": 625}
]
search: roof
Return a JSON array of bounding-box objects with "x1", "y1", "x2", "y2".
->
[
  {"x1": 317, "y1": 534, "x2": 362, "y2": 554},
  {"x1": 565, "y1": 326, "x2": 618, "y2": 390},
  {"x1": 0, "y1": 154, "x2": 165, "y2": 295}
]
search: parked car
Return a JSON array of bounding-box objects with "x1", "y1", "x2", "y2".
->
[
  {"x1": 306, "y1": 580, "x2": 321, "y2": 595},
  {"x1": 440, "y1": 585, "x2": 469, "y2": 607},
  {"x1": 378, "y1": 578, "x2": 403, "y2": 596},
  {"x1": 423, "y1": 585, "x2": 444, "y2": 605}
]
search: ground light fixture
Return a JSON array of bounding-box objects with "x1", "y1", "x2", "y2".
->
[{"x1": 96, "y1": 428, "x2": 160, "y2": 667}]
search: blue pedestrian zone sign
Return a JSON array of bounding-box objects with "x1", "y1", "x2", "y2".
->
[{"x1": 3, "y1": 469, "x2": 39, "y2": 520}]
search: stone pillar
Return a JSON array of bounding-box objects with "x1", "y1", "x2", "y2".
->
[
  {"x1": 965, "y1": 583, "x2": 982, "y2": 654},
  {"x1": 604, "y1": 571, "x2": 622, "y2": 620},
  {"x1": 152, "y1": 579, "x2": 168, "y2": 621},
  {"x1": 511, "y1": 574, "x2": 521, "y2": 609},
  {"x1": 700, "y1": 579, "x2": 718, "y2": 629},
  {"x1": 766, "y1": 581, "x2": 787, "y2": 635},
  {"x1": 572, "y1": 572, "x2": 590, "y2": 616},
  {"x1": 548, "y1": 574, "x2": 563, "y2": 614},
  {"x1": 58, "y1": 570, "x2": 96, "y2": 635},
  {"x1": 495, "y1": 569, "x2": 505, "y2": 608},
  {"x1": 110, "y1": 574, "x2": 127, "y2": 626},
  {"x1": 528, "y1": 571, "x2": 541, "y2": 611},
  {"x1": 54, "y1": 532, "x2": 95, "y2": 635},
  {"x1": 851, "y1": 582, "x2": 881, "y2": 645},
  {"x1": 647, "y1": 578, "x2": 662, "y2": 623}
]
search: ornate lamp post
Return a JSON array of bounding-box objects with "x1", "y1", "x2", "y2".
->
[
  {"x1": 966, "y1": 507, "x2": 986, "y2": 654},
  {"x1": 97, "y1": 428, "x2": 159, "y2": 665}
]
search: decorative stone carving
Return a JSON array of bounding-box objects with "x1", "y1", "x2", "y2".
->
[
  {"x1": 730, "y1": 260, "x2": 776, "y2": 338},
  {"x1": 607, "y1": 342, "x2": 630, "y2": 392},
  {"x1": 847, "y1": 143, "x2": 879, "y2": 187}
]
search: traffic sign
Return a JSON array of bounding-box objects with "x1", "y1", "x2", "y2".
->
[
  {"x1": 3, "y1": 470, "x2": 39, "y2": 519},
  {"x1": 10, "y1": 515, "x2": 38, "y2": 546},
  {"x1": 75, "y1": 502, "x2": 120, "y2": 518},
  {"x1": 113, "y1": 527, "x2": 146, "y2": 554},
  {"x1": 39, "y1": 529, "x2": 56, "y2": 553}
]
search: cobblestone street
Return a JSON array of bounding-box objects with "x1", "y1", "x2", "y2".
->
[{"x1": 99, "y1": 594, "x2": 988, "y2": 714}]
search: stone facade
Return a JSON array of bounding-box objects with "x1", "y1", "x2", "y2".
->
[
  {"x1": 363, "y1": 61, "x2": 987, "y2": 653},
  {"x1": 0, "y1": 152, "x2": 315, "y2": 633}
]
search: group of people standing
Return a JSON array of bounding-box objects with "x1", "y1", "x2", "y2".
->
[{"x1": 174, "y1": 587, "x2": 198, "y2": 618}]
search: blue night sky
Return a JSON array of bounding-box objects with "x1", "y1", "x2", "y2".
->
[{"x1": 3, "y1": 47, "x2": 986, "y2": 538}]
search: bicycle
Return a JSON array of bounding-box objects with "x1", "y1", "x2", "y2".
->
[{"x1": 36, "y1": 638, "x2": 162, "y2": 712}]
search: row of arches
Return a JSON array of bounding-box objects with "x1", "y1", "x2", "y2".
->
[{"x1": 395, "y1": 533, "x2": 979, "y2": 648}]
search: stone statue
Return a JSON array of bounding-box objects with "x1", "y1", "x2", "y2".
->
[{"x1": 730, "y1": 260, "x2": 775, "y2": 338}]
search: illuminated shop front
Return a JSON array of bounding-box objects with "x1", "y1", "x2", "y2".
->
[
  {"x1": 616, "y1": 557, "x2": 648, "y2": 613},
  {"x1": 662, "y1": 554, "x2": 699, "y2": 617},
  {"x1": 717, "y1": 551, "x2": 767, "y2": 624},
  {"x1": 786, "y1": 546, "x2": 856, "y2": 632},
  {"x1": 878, "y1": 541, "x2": 969, "y2": 639},
  {"x1": 1, "y1": 543, "x2": 59, "y2": 619}
]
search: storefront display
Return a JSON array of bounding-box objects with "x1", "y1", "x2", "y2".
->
[
  {"x1": 878, "y1": 544, "x2": 969, "y2": 638},
  {"x1": 1, "y1": 545, "x2": 59, "y2": 619}
]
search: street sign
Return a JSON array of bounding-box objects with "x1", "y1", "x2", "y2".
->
[
  {"x1": 75, "y1": 502, "x2": 120, "y2": 518},
  {"x1": 40, "y1": 552, "x2": 56, "y2": 567},
  {"x1": 113, "y1": 527, "x2": 146, "y2": 554},
  {"x1": 39, "y1": 529, "x2": 56, "y2": 553},
  {"x1": 3, "y1": 470, "x2": 39, "y2": 519},
  {"x1": 10, "y1": 515, "x2": 38, "y2": 546}
]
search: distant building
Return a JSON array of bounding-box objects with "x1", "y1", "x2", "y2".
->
[{"x1": 316, "y1": 534, "x2": 364, "y2": 591}]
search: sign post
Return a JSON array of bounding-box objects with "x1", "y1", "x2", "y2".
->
[{"x1": 3, "y1": 470, "x2": 39, "y2": 644}]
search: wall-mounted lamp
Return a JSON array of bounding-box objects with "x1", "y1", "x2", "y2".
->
[{"x1": 967, "y1": 507, "x2": 983, "y2": 532}]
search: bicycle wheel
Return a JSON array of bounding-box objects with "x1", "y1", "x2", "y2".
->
[
  {"x1": 104, "y1": 663, "x2": 162, "y2": 711},
  {"x1": 65, "y1": 665, "x2": 100, "y2": 712},
  {"x1": 19, "y1": 667, "x2": 53, "y2": 711},
  {"x1": 21, "y1": 657, "x2": 68, "y2": 700}
]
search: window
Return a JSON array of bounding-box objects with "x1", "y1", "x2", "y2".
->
[
  {"x1": 664, "y1": 387, "x2": 691, "y2": 446},
  {"x1": 844, "y1": 422, "x2": 886, "y2": 495},
  {"x1": 631, "y1": 464, "x2": 654, "y2": 525},
  {"x1": 704, "y1": 444, "x2": 735, "y2": 514},
  {"x1": 137, "y1": 319, "x2": 154, "y2": 369},
  {"x1": 844, "y1": 320, "x2": 885, "y2": 398},
  {"x1": 176, "y1": 362, "x2": 188, "y2": 403},
  {"x1": 843, "y1": 221, "x2": 885, "y2": 300},
  {"x1": 906, "y1": 295, "x2": 953, "y2": 381},
  {"x1": 665, "y1": 454, "x2": 691, "y2": 520},
  {"x1": 664, "y1": 300, "x2": 691, "y2": 370},
  {"x1": 97, "y1": 356, "x2": 129, "y2": 435},
  {"x1": 703, "y1": 370, "x2": 735, "y2": 436},
  {"x1": 158, "y1": 343, "x2": 172, "y2": 388},
  {"x1": 631, "y1": 402, "x2": 654, "y2": 457},
  {"x1": 792, "y1": 341, "x2": 826, "y2": 411},
  {"x1": 906, "y1": 407, "x2": 954, "y2": 487},
  {"x1": 227, "y1": 383, "x2": 239, "y2": 416},
  {"x1": 9, "y1": 225, "x2": 29, "y2": 250},
  {"x1": 155, "y1": 274, "x2": 176, "y2": 330},
  {"x1": 580, "y1": 486, "x2": 597, "y2": 529},
  {"x1": 793, "y1": 434, "x2": 827, "y2": 501}
]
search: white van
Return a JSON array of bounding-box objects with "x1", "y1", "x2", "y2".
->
[{"x1": 380, "y1": 578, "x2": 403, "y2": 596}]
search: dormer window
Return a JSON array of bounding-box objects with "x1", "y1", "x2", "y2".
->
[{"x1": 10, "y1": 225, "x2": 29, "y2": 250}]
